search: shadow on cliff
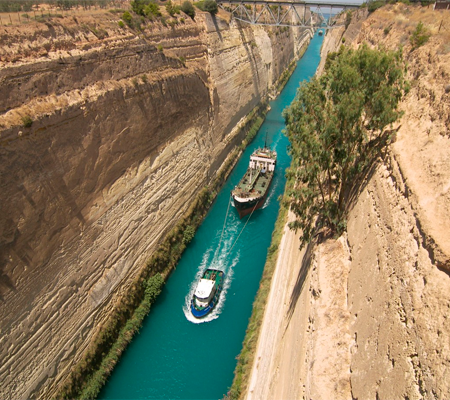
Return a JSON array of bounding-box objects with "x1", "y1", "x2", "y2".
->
[
  {"x1": 211, "y1": 15, "x2": 223, "y2": 42},
  {"x1": 0, "y1": 264, "x2": 16, "y2": 302},
  {"x1": 345, "y1": 128, "x2": 397, "y2": 215},
  {"x1": 283, "y1": 238, "x2": 315, "y2": 334},
  {"x1": 237, "y1": 23, "x2": 260, "y2": 99}
]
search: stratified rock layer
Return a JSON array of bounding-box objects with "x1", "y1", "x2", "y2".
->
[{"x1": 0, "y1": 10, "x2": 310, "y2": 399}]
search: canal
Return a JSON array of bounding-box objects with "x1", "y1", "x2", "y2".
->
[{"x1": 100, "y1": 32, "x2": 324, "y2": 400}]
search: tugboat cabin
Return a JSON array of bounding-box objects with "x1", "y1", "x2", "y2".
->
[{"x1": 194, "y1": 279, "x2": 216, "y2": 308}]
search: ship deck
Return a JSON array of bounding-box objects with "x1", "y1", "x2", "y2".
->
[{"x1": 234, "y1": 169, "x2": 273, "y2": 196}]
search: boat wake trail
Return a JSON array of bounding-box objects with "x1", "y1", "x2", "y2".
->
[{"x1": 183, "y1": 232, "x2": 240, "y2": 324}]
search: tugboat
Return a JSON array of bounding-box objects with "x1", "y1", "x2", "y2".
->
[
  {"x1": 231, "y1": 142, "x2": 277, "y2": 218},
  {"x1": 191, "y1": 269, "x2": 224, "y2": 318}
]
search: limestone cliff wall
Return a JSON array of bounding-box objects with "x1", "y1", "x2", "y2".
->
[
  {"x1": 244, "y1": 5, "x2": 450, "y2": 400},
  {"x1": 303, "y1": 4, "x2": 450, "y2": 399},
  {"x1": 0, "y1": 10, "x2": 310, "y2": 399}
]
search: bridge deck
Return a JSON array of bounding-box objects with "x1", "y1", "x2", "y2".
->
[{"x1": 217, "y1": 0, "x2": 361, "y2": 8}]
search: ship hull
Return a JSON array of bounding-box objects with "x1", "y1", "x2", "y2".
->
[{"x1": 233, "y1": 191, "x2": 267, "y2": 218}]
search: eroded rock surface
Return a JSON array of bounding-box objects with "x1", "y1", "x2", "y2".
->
[{"x1": 246, "y1": 4, "x2": 450, "y2": 400}]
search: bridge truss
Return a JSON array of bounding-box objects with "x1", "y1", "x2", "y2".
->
[{"x1": 217, "y1": 0, "x2": 361, "y2": 28}]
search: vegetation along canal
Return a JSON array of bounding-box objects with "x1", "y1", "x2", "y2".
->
[{"x1": 99, "y1": 32, "x2": 324, "y2": 399}]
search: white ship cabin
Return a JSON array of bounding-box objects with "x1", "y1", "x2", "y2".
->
[
  {"x1": 194, "y1": 279, "x2": 216, "y2": 307},
  {"x1": 249, "y1": 150, "x2": 276, "y2": 173}
]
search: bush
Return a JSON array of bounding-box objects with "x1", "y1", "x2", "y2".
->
[
  {"x1": 131, "y1": 0, "x2": 146, "y2": 15},
  {"x1": 203, "y1": 0, "x2": 218, "y2": 15},
  {"x1": 144, "y1": 2, "x2": 161, "y2": 17},
  {"x1": 181, "y1": 0, "x2": 195, "y2": 19},
  {"x1": 367, "y1": 0, "x2": 385, "y2": 12},
  {"x1": 410, "y1": 21, "x2": 430, "y2": 49},
  {"x1": 21, "y1": 115, "x2": 33, "y2": 128},
  {"x1": 183, "y1": 225, "x2": 196, "y2": 245},
  {"x1": 166, "y1": 0, "x2": 180, "y2": 16},
  {"x1": 144, "y1": 274, "x2": 164, "y2": 303},
  {"x1": 121, "y1": 11, "x2": 133, "y2": 25}
]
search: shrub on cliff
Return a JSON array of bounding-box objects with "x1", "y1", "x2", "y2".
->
[
  {"x1": 181, "y1": 0, "x2": 196, "y2": 19},
  {"x1": 21, "y1": 115, "x2": 33, "y2": 128},
  {"x1": 203, "y1": 0, "x2": 218, "y2": 15},
  {"x1": 283, "y1": 44, "x2": 408, "y2": 247},
  {"x1": 182, "y1": 225, "x2": 196, "y2": 244},
  {"x1": 410, "y1": 21, "x2": 431, "y2": 50},
  {"x1": 367, "y1": 0, "x2": 386, "y2": 12},
  {"x1": 166, "y1": 0, "x2": 180, "y2": 16},
  {"x1": 131, "y1": 0, "x2": 161, "y2": 17},
  {"x1": 121, "y1": 10, "x2": 133, "y2": 25}
]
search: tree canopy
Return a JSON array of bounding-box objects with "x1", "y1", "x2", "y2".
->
[
  {"x1": 283, "y1": 44, "x2": 408, "y2": 247},
  {"x1": 181, "y1": 0, "x2": 195, "y2": 19}
]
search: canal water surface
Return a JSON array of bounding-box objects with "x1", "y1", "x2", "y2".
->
[{"x1": 100, "y1": 33, "x2": 324, "y2": 400}]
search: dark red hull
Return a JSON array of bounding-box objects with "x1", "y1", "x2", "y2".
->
[{"x1": 232, "y1": 183, "x2": 271, "y2": 218}]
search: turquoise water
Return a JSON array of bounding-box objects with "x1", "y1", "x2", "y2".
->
[{"x1": 99, "y1": 33, "x2": 323, "y2": 400}]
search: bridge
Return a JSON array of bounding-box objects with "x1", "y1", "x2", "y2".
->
[{"x1": 217, "y1": 0, "x2": 362, "y2": 29}]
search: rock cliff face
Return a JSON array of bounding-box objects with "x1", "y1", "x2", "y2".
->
[
  {"x1": 306, "y1": 4, "x2": 450, "y2": 399},
  {"x1": 245, "y1": 4, "x2": 450, "y2": 400},
  {"x1": 0, "y1": 10, "x2": 310, "y2": 399}
]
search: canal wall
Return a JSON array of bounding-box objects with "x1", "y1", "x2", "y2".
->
[
  {"x1": 244, "y1": 3, "x2": 450, "y2": 400},
  {"x1": 0, "y1": 8, "x2": 311, "y2": 399}
]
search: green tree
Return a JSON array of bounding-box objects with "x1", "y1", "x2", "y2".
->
[
  {"x1": 283, "y1": 44, "x2": 408, "y2": 247},
  {"x1": 203, "y1": 0, "x2": 218, "y2": 15},
  {"x1": 144, "y1": 1, "x2": 161, "y2": 17},
  {"x1": 181, "y1": 0, "x2": 196, "y2": 19},
  {"x1": 131, "y1": 0, "x2": 147, "y2": 15}
]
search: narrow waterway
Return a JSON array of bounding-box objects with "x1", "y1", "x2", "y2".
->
[{"x1": 99, "y1": 33, "x2": 323, "y2": 400}]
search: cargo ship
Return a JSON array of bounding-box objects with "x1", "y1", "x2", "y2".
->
[
  {"x1": 231, "y1": 144, "x2": 277, "y2": 218},
  {"x1": 191, "y1": 269, "x2": 224, "y2": 318}
]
